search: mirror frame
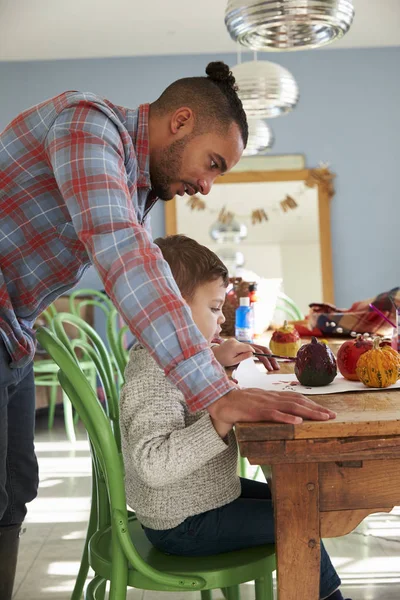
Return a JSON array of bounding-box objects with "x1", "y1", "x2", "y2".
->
[{"x1": 165, "y1": 167, "x2": 335, "y2": 303}]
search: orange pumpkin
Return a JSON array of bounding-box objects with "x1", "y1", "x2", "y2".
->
[{"x1": 356, "y1": 338, "x2": 400, "y2": 388}]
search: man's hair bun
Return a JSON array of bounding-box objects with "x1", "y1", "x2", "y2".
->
[{"x1": 206, "y1": 61, "x2": 238, "y2": 91}]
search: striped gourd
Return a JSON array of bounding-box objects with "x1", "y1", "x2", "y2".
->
[{"x1": 356, "y1": 338, "x2": 400, "y2": 388}]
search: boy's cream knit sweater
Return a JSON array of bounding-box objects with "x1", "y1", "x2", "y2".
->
[{"x1": 120, "y1": 346, "x2": 241, "y2": 530}]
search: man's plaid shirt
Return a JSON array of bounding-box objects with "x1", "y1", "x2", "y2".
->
[{"x1": 0, "y1": 91, "x2": 233, "y2": 411}]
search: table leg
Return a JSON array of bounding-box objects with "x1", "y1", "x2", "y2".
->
[{"x1": 272, "y1": 462, "x2": 320, "y2": 600}]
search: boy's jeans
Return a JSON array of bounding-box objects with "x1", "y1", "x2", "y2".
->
[
  {"x1": 0, "y1": 340, "x2": 38, "y2": 525},
  {"x1": 144, "y1": 477, "x2": 341, "y2": 600}
]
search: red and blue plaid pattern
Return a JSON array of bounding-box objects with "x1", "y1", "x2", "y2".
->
[
  {"x1": 0, "y1": 91, "x2": 233, "y2": 411},
  {"x1": 307, "y1": 287, "x2": 400, "y2": 337}
]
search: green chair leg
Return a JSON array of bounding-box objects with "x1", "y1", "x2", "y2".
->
[
  {"x1": 62, "y1": 390, "x2": 76, "y2": 444},
  {"x1": 108, "y1": 536, "x2": 128, "y2": 600},
  {"x1": 71, "y1": 471, "x2": 98, "y2": 600},
  {"x1": 201, "y1": 590, "x2": 213, "y2": 600},
  {"x1": 93, "y1": 579, "x2": 106, "y2": 600},
  {"x1": 255, "y1": 575, "x2": 274, "y2": 600},
  {"x1": 225, "y1": 585, "x2": 241, "y2": 600},
  {"x1": 239, "y1": 456, "x2": 247, "y2": 478},
  {"x1": 84, "y1": 575, "x2": 107, "y2": 600},
  {"x1": 73, "y1": 409, "x2": 80, "y2": 426},
  {"x1": 48, "y1": 384, "x2": 57, "y2": 430}
]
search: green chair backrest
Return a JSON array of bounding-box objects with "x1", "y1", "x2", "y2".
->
[
  {"x1": 36, "y1": 326, "x2": 204, "y2": 590},
  {"x1": 50, "y1": 312, "x2": 120, "y2": 448},
  {"x1": 69, "y1": 289, "x2": 128, "y2": 385},
  {"x1": 276, "y1": 292, "x2": 304, "y2": 321},
  {"x1": 68, "y1": 288, "x2": 114, "y2": 317},
  {"x1": 106, "y1": 308, "x2": 129, "y2": 381}
]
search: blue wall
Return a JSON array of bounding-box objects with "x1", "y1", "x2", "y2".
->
[{"x1": 1, "y1": 47, "x2": 399, "y2": 305}]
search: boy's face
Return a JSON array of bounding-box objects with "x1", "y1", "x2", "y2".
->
[{"x1": 188, "y1": 278, "x2": 226, "y2": 344}]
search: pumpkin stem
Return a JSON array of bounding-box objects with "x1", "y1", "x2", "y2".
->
[
  {"x1": 372, "y1": 337, "x2": 382, "y2": 350},
  {"x1": 311, "y1": 336, "x2": 318, "y2": 344},
  {"x1": 283, "y1": 320, "x2": 288, "y2": 328}
]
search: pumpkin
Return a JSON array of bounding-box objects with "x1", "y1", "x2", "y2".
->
[
  {"x1": 295, "y1": 337, "x2": 337, "y2": 387},
  {"x1": 270, "y1": 320, "x2": 301, "y2": 358},
  {"x1": 356, "y1": 338, "x2": 400, "y2": 388},
  {"x1": 337, "y1": 335, "x2": 373, "y2": 381}
]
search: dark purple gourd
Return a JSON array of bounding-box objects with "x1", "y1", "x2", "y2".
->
[{"x1": 294, "y1": 337, "x2": 337, "y2": 386}]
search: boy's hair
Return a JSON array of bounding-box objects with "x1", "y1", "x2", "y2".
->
[{"x1": 154, "y1": 235, "x2": 229, "y2": 300}]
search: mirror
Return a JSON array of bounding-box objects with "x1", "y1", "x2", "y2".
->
[{"x1": 165, "y1": 167, "x2": 335, "y2": 316}]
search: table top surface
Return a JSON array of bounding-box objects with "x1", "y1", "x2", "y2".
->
[
  {"x1": 236, "y1": 337, "x2": 400, "y2": 441},
  {"x1": 236, "y1": 388, "x2": 400, "y2": 442}
]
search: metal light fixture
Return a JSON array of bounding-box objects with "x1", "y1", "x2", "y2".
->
[
  {"x1": 232, "y1": 60, "x2": 299, "y2": 118},
  {"x1": 209, "y1": 220, "x2": 248, "y2": 244},
  {"x1": 243, "y1": 118, "x2": 274, "y2": 155},
  {"x1": 225, "y1": 0, "x2": 355, "y2": 51}
]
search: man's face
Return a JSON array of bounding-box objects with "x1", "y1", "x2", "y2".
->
[{"x1": 150, "y1": 122, "x2": 244, "y2": 200}]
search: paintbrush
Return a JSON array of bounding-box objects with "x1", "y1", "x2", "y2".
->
[
  {"x1": 253, "y1": 352, "x2": 296, "y2": 362},
  {"x1": 368, "y1": 303, "x2": 396, "y2": 329}
]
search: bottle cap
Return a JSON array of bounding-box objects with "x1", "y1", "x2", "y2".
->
[{"x1": 239, "y1": 297, "x2": 250, "y2": 307}]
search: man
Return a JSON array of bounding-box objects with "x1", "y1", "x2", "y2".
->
[{"x1": 0, "y1": 60, "x2": 335, "y2": 598}]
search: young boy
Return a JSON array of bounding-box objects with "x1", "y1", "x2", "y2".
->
[{"x1": 120, "y1": 235, "x2": 346, "y2": 600}]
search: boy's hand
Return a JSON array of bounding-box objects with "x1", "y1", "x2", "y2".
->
[
  {"x1": 212, "y1": 338, "x2": 255, "y2": 367},
  {"x1": 212, "y1": 339, "x2": 280, "y2": 371},
  {"x1": 250, "y1": 341, "x2": 280, "y2": 371}
]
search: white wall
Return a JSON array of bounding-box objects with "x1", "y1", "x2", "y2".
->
[{"x1": 280, "y1": 243, "x2": 323, "y2": 314}]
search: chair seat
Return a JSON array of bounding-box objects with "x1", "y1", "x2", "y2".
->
[{"x1": 89, "y1": 514, "x2": 275, "y2": 592}]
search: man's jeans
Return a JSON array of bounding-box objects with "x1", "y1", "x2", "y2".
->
[
  {"x1": 144, "y1": 478, "x2": 341, "y2": 600},
  {"x1": 0, "y1": 340, "x2": 38, "y2": 525}
]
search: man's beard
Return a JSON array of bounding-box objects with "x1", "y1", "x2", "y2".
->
[{"x1": 150, "y1": 136, "x2": 189, "y2": 201}]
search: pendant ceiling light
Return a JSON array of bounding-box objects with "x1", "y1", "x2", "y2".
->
[
  {"x1": 209, "y1": 220, "x2": 248, "y2": 244},
  {"x1": 225, "y1": 0, "x2": 355, "y2": 51},
  {"x1": 232, "y1": 60, "x2": 299, "y2": 118},
  {"x1": 242, "y1": 119, "x2": 274, "y2": 156}
]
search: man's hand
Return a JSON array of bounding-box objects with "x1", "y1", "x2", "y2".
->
[{"x1": 207, "y1": 387, "x2": 336, "y2": 426}]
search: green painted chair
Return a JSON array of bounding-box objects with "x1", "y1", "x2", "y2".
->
[
  {"x1": 70, "y1": 288, "x2": 128, "y2": 387},
  {"x1": 106, "y1": 308, "x2": 129, "y2": 383},
  {"x1": 68, "y1": 288, "x2": 115, "y2": 316},
  {"x1": 36, "y1": 326, "x2": 276, "y2": 600},
  {"x1": 48, "y1": 312, "x2": 121, "y2": 600},
  {"x1": 276, "y1": 292, "x2": 304, "y2": 322},
  {"x1": 34, "y1": 303, "x2": 96, "y2": 443}
]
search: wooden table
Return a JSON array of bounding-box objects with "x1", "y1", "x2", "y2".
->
[{"x1": 235, "y1": 362, "x2": 400, "y2": 600}]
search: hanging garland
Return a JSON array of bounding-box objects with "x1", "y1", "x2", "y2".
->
[{"x1": 185, "y1": 165, "x2": 335, "y2": 225}]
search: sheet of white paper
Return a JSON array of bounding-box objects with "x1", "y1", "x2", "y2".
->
[{"x1": 235, "y1": 358, "x2": 400, "y2": 395}]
